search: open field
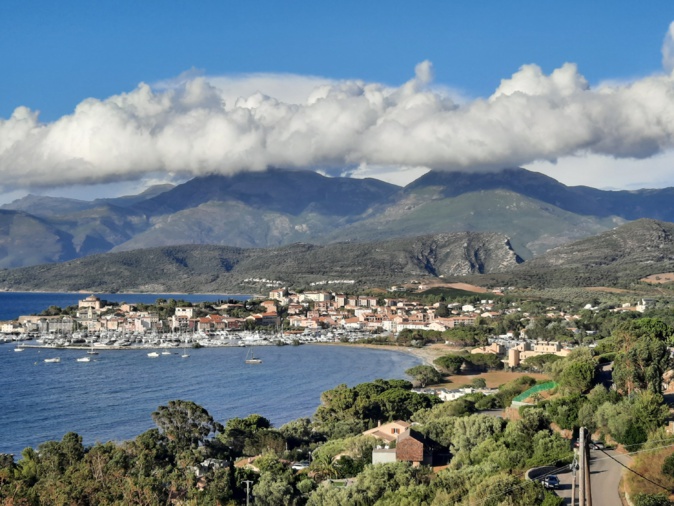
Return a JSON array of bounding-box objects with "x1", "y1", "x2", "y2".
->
[
  {"x1": 412, "y1": 280, "x2": 489, "y2": 293},
  {"x1": 641, "y1": 272, "x2": 674, "y2": 284},
  {"x1": 437, "y1": 371, "x2": 551, "y2": 389}
]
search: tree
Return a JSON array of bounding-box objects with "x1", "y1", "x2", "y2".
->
[
  {"x1": 613, "y1": 318, "x2": 673, "y2": 395},
  {"x1": 405, "y1": 365, "x2": 443, "y2": 387},
  {"x1": 522, "y1": 353, "x2": 562, "y2": 372},
  {"x1": 252, "y1": 469, "x2": 298, "y2": 506},
  {"x1": 151, "y1": 400, "x2": 222, "y2": 451},
  {"x1": 471, "y1": 378, "x2": 487, "y2": 389},
  {"x1": 559, "y1": 359, "x2": 595, "y2": 394},
  {"x1": 434, "y1": 354, "x2": 465, "y2": 374},
  {"x1": 466, "y1": 353, "x2": 503, "y2": 372},
  {"x1": 220, "y1": 414, "x2": 273, "y2": 456}
]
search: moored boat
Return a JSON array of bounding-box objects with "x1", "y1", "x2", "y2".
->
[
  {"x1": 245, "y1": 348, "x2": 262, "y2": 364},
  {"x1": 147, "y1": 352, "x2": 159, "y2": 358},
  {"x1": 44, "y1": 357, "x2": 61, "y2": 363}
]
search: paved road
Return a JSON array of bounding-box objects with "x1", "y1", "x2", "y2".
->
[{"x1": 554, "y1": 448, "x2": 630, "y2": 506}]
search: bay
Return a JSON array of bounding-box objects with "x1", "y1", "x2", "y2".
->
[{"x1": 0, "y1": 293, "x2": 420, "y2": 456}]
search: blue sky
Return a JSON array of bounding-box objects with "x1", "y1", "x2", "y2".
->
[{"x1": 2, "y1": 1, "x2": 674, "y2": 198}]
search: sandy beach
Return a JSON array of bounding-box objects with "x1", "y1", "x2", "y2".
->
[
  {"x1": 319, "y1": 342, "x2": 551, "y2": 389},
  {"x1": 318, "y1": 341, "x2": 461, "y2": 366}
]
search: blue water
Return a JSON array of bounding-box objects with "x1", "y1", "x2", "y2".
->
[
  {"x1": 1, "y1": 325, "x2": 419, "y2": 456},
  {"x1": 0, "y1": 292, "x2": 250, "y2": 321}
]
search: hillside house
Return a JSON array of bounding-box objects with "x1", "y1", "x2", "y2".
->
[
  {"x1": 363, "y1": 420, "x2": 410, "y2": 443},
  {"x1": 369, "y1": 425, "x2": 448, "y2": 467}
]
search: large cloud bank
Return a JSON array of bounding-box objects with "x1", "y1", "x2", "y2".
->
[{"x1": 3, "y1": 25, "x2": 674, "y2": 189}]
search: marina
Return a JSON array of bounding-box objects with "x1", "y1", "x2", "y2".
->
[{"x1": 3, "y1": 327, "x2": 384, "y2": 351}]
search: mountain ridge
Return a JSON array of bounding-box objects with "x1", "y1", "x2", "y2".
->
[
  {"x1": 0, "y1": 231, "x2": 522, "y2": 292},
  {"x1": 0, "y1": 167, "x2": 673, "y2": 268}
]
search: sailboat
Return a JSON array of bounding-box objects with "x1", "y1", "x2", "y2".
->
[
  {"x1": 76, "y1": 356, "x2": 91, "y2": 362},
  {"x1": 87, "y1": 345, "x2": 99, "y2": 355},
  {"x1": 245, "y1": 348, "x2": 262, "y2": 364},
  {"x1": 181, "y1": 343, "x2": 190, "y2": 358}
]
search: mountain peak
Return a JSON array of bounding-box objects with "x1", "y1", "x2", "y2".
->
[{"x1": 134, "y1": 168, "x2": 400, "y2": 217}]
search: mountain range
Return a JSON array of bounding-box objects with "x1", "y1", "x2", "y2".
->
[
  {"x1": 1, "y1": 218, "x2": 673, "y2": 293},
  {"x1": 2, "y1": 166, "x2": 674, "y2": 269}
]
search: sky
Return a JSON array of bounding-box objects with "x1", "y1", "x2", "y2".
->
[{"x1": 2, "y1": 1, "x2": 674, "y2": 201}]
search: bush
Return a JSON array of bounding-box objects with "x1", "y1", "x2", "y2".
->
[
  {"x1": 632, "y1": 493, "x2": 674, "y2": 506},
  {"x1": 662, "y1": 453, "x2": 674, "y2": 478},
  {"x1": 475, "y1": 395, "x2": 501, "y2": 410}
]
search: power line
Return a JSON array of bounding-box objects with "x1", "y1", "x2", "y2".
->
[
  {"x1": 466, "y1": 440, "x2": 674, "y2": 506},
  {"x1": 590, "y1": 442, "x2": 674, "y2": 463},
  {"x1": 594, "y1": 446, "x2": 674, "y2": 494},
  {"x1": 471, "y1": 462, "x2": 573, "y2": 506}
]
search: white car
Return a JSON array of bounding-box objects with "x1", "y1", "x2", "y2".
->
[{"x1": 291, "y1": 461, "x2": 310, "y2": 470}]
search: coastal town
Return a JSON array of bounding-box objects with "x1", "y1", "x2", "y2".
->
[{"x1": 2, "y1": 288, "x2": 657, "y2": 372}]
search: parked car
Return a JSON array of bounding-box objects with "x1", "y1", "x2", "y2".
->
[
  {"x1": 543, "y1": 475, "x2": 560, "y2": 489},
  {"x1": 291, "y1": 461, "x2": 310, "y2": 470},
  {"x1": 590, "y1": 440, "x2": 605, "y2": 450}
]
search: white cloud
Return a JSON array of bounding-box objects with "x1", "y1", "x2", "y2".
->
[
  {"x1": 525, "y1": 149, "x2": 674, "y2": 190},
  {"x1": 663, "y1": 21, "x2": 674, "y2": 74},
  {"x1": 5, "y1": 41, "x2": 674, "y2": 191},
  {"x1": 343, "y1": 163, "x2": 430, "y2": 187}
]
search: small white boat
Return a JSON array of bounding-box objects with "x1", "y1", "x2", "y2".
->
[
  {"x1": 161, "y1": 350, "x2": 172, "y2": 355},
  {"x1": 44, "y1": 357, "x2": 61, "y2": 363},
  {"x1": 181, "y1": 353, "x2": 190, "y2": 358},
  {"x1": 14, "y1": 347, "x2": 25, "y2": 352},
  {"x1": 147, "y1": 352, "x2": 160, "y2": 358},
  {"x1": 76, "y1": 357, "x2": 91, "y2": 362},
  {"x1": 245, "y1": 348, "x2": 262, "y2": 364}
]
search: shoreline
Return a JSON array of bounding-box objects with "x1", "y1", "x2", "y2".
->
[
  {"x1": 315, "y1": 341, "x2": 459, "y2": 367},
  {"x1": 13, "y1": 341, "x2": 449, "y2": 366}
]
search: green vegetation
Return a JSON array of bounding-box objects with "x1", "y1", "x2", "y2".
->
[
  {"x1": 6, "y1": 284, "x2": 674, "y2": 503},
  {"x1": 404, "y1": 365, "x2": 443, "y2": 387},
  {"x1": 0, "y1": 375, "x2": 571, "y2": 506}
]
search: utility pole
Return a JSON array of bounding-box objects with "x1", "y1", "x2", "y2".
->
[
  {"x1": 243, "y1": 480, "x2": 253, "y2": 506},
  {"x1": 579, "y1": 427, "x2": 586, "y2": 506},
  {"x1": 585, "y1": 430, "x2": 593, "y2": 506}
]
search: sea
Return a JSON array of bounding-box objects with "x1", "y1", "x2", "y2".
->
[{"x1": 0, "y1": 293, "x2": 420, "y2": 456}]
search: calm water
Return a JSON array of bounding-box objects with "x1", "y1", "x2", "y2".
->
[{"x1": 0, "y1": 294, "x2": 419, "y2": 455}]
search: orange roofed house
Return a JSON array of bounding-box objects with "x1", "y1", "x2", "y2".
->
[
  {"x1": 365, "y1": 421, "x2": 449, "y2": 467},
  {"x1": 363, "y1": 420, "x2": 410, "y2": 443}
]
